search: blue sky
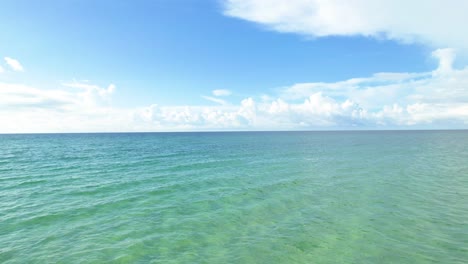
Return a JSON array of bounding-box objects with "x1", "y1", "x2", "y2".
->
[{"x1": 1, "y1": 0, "x2": 467, "y2": 132}]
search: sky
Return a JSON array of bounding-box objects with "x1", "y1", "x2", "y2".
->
[{"x1": 1, "y1": 0, "x2": 468, "y2": 133}]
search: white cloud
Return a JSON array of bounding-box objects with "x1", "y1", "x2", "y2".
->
[
  {"x1": 61, "y1": 81, "x2": 116, "y2": 106},
  {"x1": 223, "y1": 0, "x2": 468, "y2": 53},
  {"x1": 202, "y1": 95, "x2": 228, "y2": 105},
  {"x1": 0, "y1": 65, "x2": 4, "y2": 73},
  {"x1": 0, "y1": 81, "x2": 116, "y2": 111},
  {"x1": 4, "y1": 57, "x2": 24, "y2": 72},
  {"x1": 0, "y1": 80, "x2": 122, "y2": 133},
  {"x1": 212, "y1": 89, "x2": 232, "y2": 96},
  {"x1": 1, "y1": 49, "x2": 468, "y2": 133},
  {"x1": 432, "y1": 48, "x2": 456, "y2": 74},
  {"x1": 62, "y1": 81, "x2": 115, "y2": 96},
  {"x1": 0, "y1": 83, "x2": 74, "y2": 110}
]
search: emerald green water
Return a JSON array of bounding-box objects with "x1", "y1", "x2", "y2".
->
[{"x1": 1, "y1": 131, "x2": 467, "y2": 263}]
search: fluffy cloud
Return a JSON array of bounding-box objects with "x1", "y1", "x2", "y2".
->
[
  {"x1": 135, "y1": 100, "x2": 255, "y2": 130},
  {"x1": 212, "y1": 89, "x2": 232, "y2": 96},
  {"x1": 1, "y1": 49, "x2": 468, "y2": 133},
  {"x1": 61, "y1": 81, "x2": 116, "y2": 104},
  {"x1": 219, "y1": 1, "x2": 468, "y2": 128},
  {"x1": 224, "y1": 0, "x2": 468, "y2": 52},
  {"x1": 4, "y1": 57, "x2": 24, "y2": 72}
]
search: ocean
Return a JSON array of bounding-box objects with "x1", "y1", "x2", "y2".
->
[{"x1": 0, "y1": 131, "x2": 467, "y2": 263}]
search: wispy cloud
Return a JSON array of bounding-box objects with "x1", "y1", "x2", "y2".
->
[
  {"x1": 202, "y1": 95, "x2": 228, "y2": 105},
  {"x1": 0, "y1": 83, "x2": 74, "y2": 111},
  {"x1": 4, "y1": 57, "x2": 24, "y2": 72}
]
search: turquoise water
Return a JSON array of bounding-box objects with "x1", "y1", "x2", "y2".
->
[{"x1": 0, "y1": 131, "x2": 467, "y2": 263}]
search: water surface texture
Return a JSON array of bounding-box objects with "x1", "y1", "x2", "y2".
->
[{"x1": 1, "y1": 131, "x2": 467, "y2": 263}]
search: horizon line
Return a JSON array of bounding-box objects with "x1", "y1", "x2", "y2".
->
[{"x1": 1, "y1": 128, "x2": 467, "y2": 135}]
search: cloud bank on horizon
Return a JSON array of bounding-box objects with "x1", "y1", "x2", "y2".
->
[
  {"x1": 1, "y1": 0, "x2": 468, "y2": 133},
  {"x1": 1, "y1": 49, "x2": 467, "y2": 133}
]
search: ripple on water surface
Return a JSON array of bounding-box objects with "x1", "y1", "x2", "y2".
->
[{"x1": 0, "y1": 131, "x2": 467, "y2": 263}]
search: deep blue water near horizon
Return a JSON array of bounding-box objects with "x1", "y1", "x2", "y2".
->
[{"x1": 0, "y1": 131, "x2": 467, "y2": 263}]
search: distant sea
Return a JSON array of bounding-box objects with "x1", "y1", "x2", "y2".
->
[{"x1": 1, "y1": 131, "x2": 467, "y2": 263}]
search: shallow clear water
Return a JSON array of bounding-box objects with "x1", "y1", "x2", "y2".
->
[{"x1": 0, "y1": 131, "x2": 467, "y2": 263}]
